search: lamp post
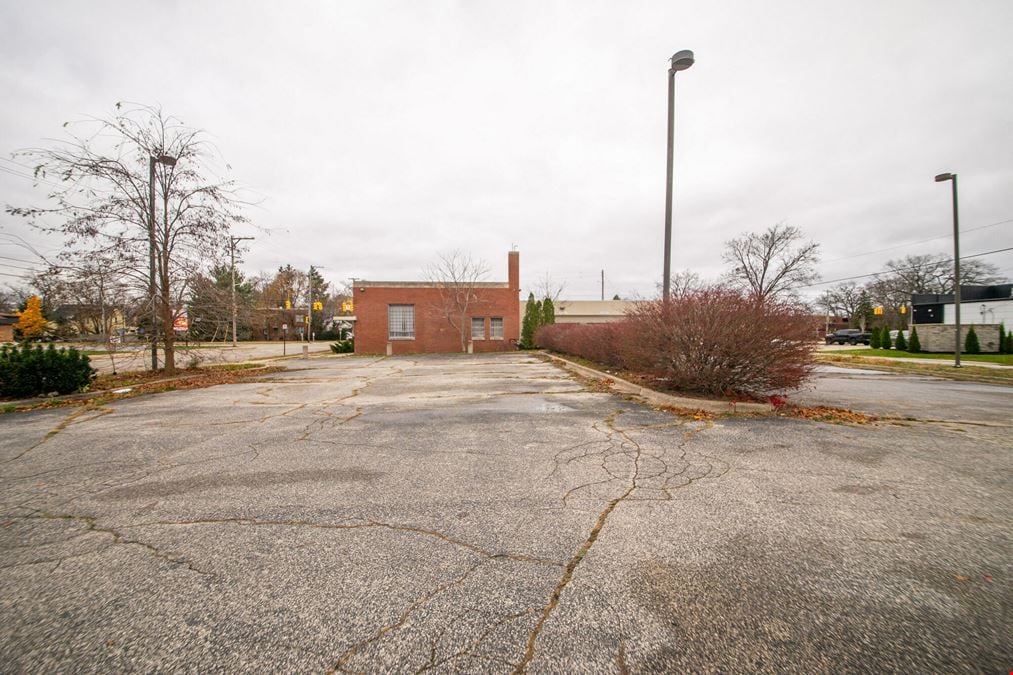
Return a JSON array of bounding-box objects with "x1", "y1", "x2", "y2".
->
[
  {"x1": 934, "y1": 172, "x2": 961, "y2": 367},
  {"x1": 229, "y1": 236, "x2": 254, "y2": 347},
  {"x1": 148, "y1": 153, "x2": 177, "y2": 370},
  {"x1": 662, "y1": 49, "x2": 694, "y2": 304}
]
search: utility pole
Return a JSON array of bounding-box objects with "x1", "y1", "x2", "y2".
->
[{"x1": 230, "y1": 236, "x2": 254, "y2": 347}]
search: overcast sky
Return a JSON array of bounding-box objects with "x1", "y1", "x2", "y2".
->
[{"x1": 2, "y1": 0, "x2": 1011, "y2": 301}]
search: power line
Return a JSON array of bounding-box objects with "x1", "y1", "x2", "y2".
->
[
  {"x1": 822, "y1": 217, "x2": 1013, "y2": 264},
  {"x1": 796, "y1": 246, "x2": 1013, "y2": 290}
]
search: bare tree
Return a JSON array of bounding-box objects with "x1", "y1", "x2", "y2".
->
[
  {"x1": 817, "y1": 283, "x2": 873, "y2": 330},
  {"x1": 881, "y1": 253, "x2": 1001, "y2": 296},
  {"x1": 533, "y1": 272, "x2": 565, "y2": 303},
  {"x1": 6, "y1": 103, "x2": 245, "y2": 374},
  {"x1": 424, "y1": 250, "x2": 490, "y2": 352},
  {"x1": 722, "y1": 223, "x2": 820, "y2": 302},
  {"x1": 655, "y1": 269, "x2": 703, "y2": 299}
]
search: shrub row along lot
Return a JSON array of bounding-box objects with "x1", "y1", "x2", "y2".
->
[{"x1": 0, "y1": 354, "x2": 1009, "y2": 671}]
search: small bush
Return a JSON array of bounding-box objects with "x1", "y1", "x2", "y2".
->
[
  {"x1": 964, "y1": 326, "x2": 980, "y2": 354},
  {"x1": 869, "y1": 327, "x2": 881, "y2": 349},
  {"x1": 894, "y1": 328, "x2": 907, "y2": 351},
  {"x1": 0, "y1": 343, "x2": 95, "y2": 398},
  {"x1": 330, "y1": 340, "x2": 354, "y2": 354},
  {"x1": 908, "y1": 326, "x2": 921, "y2": 353}
]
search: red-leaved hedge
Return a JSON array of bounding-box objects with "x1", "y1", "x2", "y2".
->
[{"x1": 536, "y1": 286, "x2": 815, "y2": 398}]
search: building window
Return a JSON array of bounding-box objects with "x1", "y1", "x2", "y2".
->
[
  {"x1": 388, "y1": 304, "x2": 415, "y2": 339},
  {"x1": 490, "y1": 317, "x2": 504, "y2": 339},
  {"x1": 471, "y1": 316, "x2": 486, "y2": 340}
]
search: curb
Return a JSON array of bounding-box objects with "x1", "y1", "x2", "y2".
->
[
  {"x1": 1, "y1": 362, "x2": 277, "y2": 410},
  {"x1": 545, "y1": 353, "x2": 774, "y2": 415}
]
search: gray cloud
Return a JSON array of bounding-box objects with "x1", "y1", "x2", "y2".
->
[{"x1": 2, "y1": 0, "x2": 1011, "y2": 299}]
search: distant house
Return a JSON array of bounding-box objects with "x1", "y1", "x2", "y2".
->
[
  {"x1": 353, "y1": 251, "x2": 520, "y2": 355},
  {"x1": 554, "y1": 300, "x2": 638, "y2": 324},
  {"x1": 0, "y1": 313, "x2": 17, "y2": 343}
]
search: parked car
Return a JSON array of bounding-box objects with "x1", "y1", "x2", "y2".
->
[
  {"x1": 825, "y1": 329, "x2": 871, "y2": 345},
  {"x1": 889, "y1": 329, "x2": 909, "y2": 341}
]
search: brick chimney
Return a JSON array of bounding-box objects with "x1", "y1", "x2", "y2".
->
[{"x1": 508, "y1": 250, "x2": 520, "y2": 292}]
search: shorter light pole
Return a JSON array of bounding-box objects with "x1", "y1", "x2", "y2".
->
[
  {"x1": 229, "y1": 236, "x2": 254, "y2": 347},
  {"x1": 935, "y1": 172, "x2": 961, "y2": 367}
]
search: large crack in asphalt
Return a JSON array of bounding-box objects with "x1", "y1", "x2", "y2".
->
[
  {"x1": 117, "y1": 516, "x2": 563, "y2": 568},
  {"x1": 514, "y1": 406, "x2": 716, "y2": 672},
  {"x1": 12, "y1": 511, "x2": 212, "y2": 576},
  {"x1": 1, "y1": 405, "x2": 114, "y2": 465}
]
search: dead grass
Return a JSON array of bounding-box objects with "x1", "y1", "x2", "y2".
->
[{"x1": 817, "y1": 354, "x2": 1013, "y2": 385}]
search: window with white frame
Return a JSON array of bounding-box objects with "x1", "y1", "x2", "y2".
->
[
  {"x1": 471, "y1": 316, "x2": 486, "y2": 340},
  {"x1": 490, "y1": 317, "x2": 504, "y2": 339},
  {"x1": 388, "y1": 304, "x2": 415, "y2": 339}
]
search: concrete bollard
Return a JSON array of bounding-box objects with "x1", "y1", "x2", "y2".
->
[
  {"x1": 302, "y1": 345, "x2": 308, "y2": 359},
  {"x1": 467, "y1": 340, "x2": 474, "y2": 354},
  {"x1": 386, "y1": 342, "x2": 393, "y2": 356}
]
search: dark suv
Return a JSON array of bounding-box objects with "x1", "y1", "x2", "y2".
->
[{"x1": 825, "y1": 329, "x2": 871, "y2": 345}]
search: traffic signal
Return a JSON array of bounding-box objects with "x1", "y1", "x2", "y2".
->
[
  {"x1": 313, "y1": 301, "x2": 323, "y2": 311},
  {"x1": 900, "y1": 305, "x2": 907, "y2": 315},
  {"x1": 873, "y1": 306, "x2": 884, "y2": 316},
  {"x1": 285, "y1": 298, "x2": 292, "y2": 309}
]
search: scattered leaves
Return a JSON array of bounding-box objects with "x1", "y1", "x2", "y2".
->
[{"x1": 777, "y1": 405, "x2": 878, "y2": 425}]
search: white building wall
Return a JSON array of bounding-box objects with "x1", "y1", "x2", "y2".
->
[{"x1": 941, "y1": 298, "x2": 1013, "y2": 325}]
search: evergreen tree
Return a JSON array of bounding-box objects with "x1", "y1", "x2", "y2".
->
[
  {"x1": 964, "y1": 326, "x2": 981, "y2": 354},
  {"x1": 908, "y1": 326, "x2": 921, "y2": 353},
  {"x1": 15, "y1": 295, "x2": 48, "y2": 339},
  {"x1": 541, "y1": 297, "x2": 555, "y2": 326},
  {"x1": 869, "y1": 326, "x2": 881, "y2": 349},
  {"x1": 520, "y1": 293, "x2": 537, "y2": 349},
  {"x1": 1006, "y1": 332, "x2": 1013, "y2": 354},
  {"x1": 531, "y1": 300, "x2": 544, "y2": 347},
  {"x1": 999, "y1": 323, "x2": 1006, "y2": 354},
  {"x1": 881, "y1": 327, "x2": 892, "y2": 350},
  {"x1": 894, "y1": 327, "x2": 907, "y2": 351}
]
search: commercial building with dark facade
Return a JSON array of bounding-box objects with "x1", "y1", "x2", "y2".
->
[{"x1": 352, "y1": 251, "x2": 520, "y2": 355}]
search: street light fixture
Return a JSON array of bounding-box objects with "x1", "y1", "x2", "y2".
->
[
  {"x1": 230, "y1": 236, "x2": 255, "y2": 347},
  {"x1": 148, "y1": 153, "x2": 177, "y2": 370},
  {"x1": 663, "y1": 49, "x2": 694, "y2": 304},
  {"x1": 935, "y1": 172, "x2": 961, "y2": 367}
]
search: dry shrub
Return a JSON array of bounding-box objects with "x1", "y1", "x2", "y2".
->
[
  {"x1": 535, "y1": 322, "x2": 626, "y2": 369},
  {"x1": 539, "y1": 286, "x2": 816, "y2": 398}
]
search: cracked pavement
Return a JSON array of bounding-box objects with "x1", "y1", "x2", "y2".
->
[{"x1": 0, "y1": 353, "x2": 1010, "y2": 672}]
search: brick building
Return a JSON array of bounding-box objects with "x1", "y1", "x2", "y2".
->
[{"x1": 353, "y1": 251, "x2": 520, "y2": 354}]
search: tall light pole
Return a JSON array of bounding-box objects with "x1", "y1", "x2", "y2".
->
[
  {"x1": 230, "y1": 236, "x2": 254, "y2": 347},
  {"x1": 663, "y1": 49, "x2": 694, "y2": 304},
  {"x1": 148, "y1": 153, "x2": 177, "y2": 370},
  {"x1": 935, "y1": 172, "x2": 961, "y2": 367}
]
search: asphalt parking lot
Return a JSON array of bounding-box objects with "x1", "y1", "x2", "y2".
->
[{"x1": 1, "y1": 353, "x2": 1009, "y2": 672}]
